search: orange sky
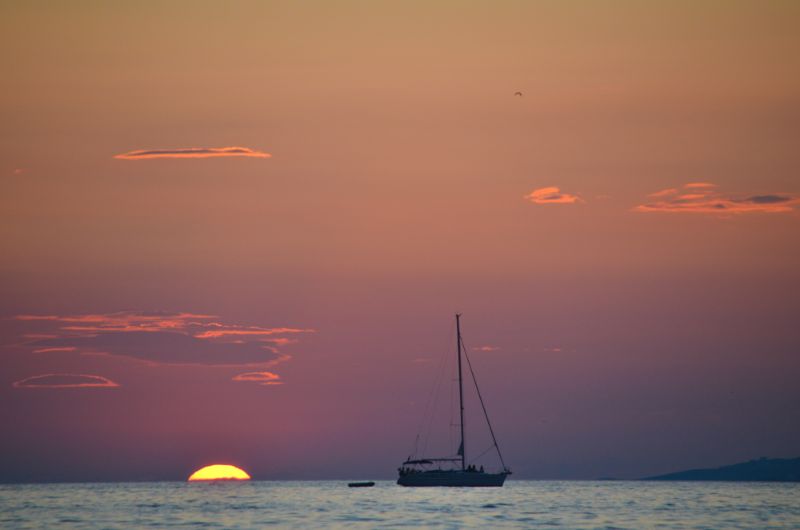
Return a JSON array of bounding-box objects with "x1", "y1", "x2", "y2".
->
[{"x1": 1, "y1": 1, "x2": 799, "y2": 481}]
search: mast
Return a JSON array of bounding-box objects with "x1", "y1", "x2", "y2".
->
[{"x1": 456, "y1": 313, "x2": 466, "y2": 471}]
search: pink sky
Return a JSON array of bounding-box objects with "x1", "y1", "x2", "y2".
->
[{"x1": 1, "y1": 1, "x2": 799, "y2": 481}]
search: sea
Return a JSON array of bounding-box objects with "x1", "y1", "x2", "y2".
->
[{"x1": 1, "y1": 480, "x2": 799, "y2": 529}]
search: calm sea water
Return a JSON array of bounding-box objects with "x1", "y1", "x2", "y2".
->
[{"x1": 1, "y1": 480, "x2": 799, "y2": 529}]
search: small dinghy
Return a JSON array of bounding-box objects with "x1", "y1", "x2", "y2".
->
[{"x1": 348, "y1": 481, "x2": 375, "y2": 488}]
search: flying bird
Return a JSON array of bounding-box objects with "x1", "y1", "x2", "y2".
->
[{"x1": 514, "y1": 91, "x2": 523, "y2": 97}]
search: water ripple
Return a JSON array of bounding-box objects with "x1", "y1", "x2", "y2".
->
[{"x1": 0, "y1": 480, "x2": 799, "y2": 529}]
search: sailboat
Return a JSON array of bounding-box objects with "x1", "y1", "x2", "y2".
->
[{"x1": 397, "y1": 314, "x2": 511, "y2": 487}]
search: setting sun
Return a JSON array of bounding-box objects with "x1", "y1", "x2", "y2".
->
[{"x1": 188, "y1": 464, "x2": 251, "y2": 482}]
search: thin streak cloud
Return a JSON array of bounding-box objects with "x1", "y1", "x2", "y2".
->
[
  {"x1": 194, "y1": 328, "x2": 313, "y2": 340},
  {"x1": 634, "y1": 183, "x2": 799, "y2": 214},
  {"x1": 11, "y1": 311, "x2": 313, "y2": 368},
  {"x1": 232, "y1": 371, "x2": 282, "y2": 386},
  {"x1": 12, "y1": 373, "x2": 120, "y2": 389},
  {"x1": 648, "y1": 188, "x2": 679, "y2": 198},
  {"x1": 114, "y1": 147, "x2": 271, "y2": 160},
  {"x1": 32, "y1": 347, "x2": 77, "y2": 354}
]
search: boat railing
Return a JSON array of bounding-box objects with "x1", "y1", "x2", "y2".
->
[{"x1": 402, "y1": 458, "x2": 461, "y2": 466}]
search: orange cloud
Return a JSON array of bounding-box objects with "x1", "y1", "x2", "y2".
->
[
  {"x1": 15, "y1": 312, "x2": 216, "y2": 333},
  {"x1": 114, "y1": 147, "x2": 271, "y2": 160},
  {"x1": 524, "y1": 186, "x2": 582, "y2": 204},
  {"x1": 648, "y1": 188, "x2": 679, "y2": 198},
  {"x1": 194, "y1": 328, "x2": 313, "y2": 340},
  {"x1": 32, "y1": 347, "x2": 77, "y2": 353},
  {"x1": 232, "y1": 371, "x2": 282, "y2": 386},
  {"x1": 11, "y1": 311, "x2": 312, "y2": 368},
  {"x1": 12, "y1": 373, "x2": 120, "y2": 389},
  {"x1": 472, "y1": 345, "x2": 500, "y2": 352},
  {"x1": 634, "y1": 183, "x2": 799, "y2": 214}
]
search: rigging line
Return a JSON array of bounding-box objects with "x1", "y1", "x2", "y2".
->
[
  {"x1": 460, "y1": 334, "x2": 509, "y2": 471},
  {"x1": 411, "y1": 434, "x2": 420, "y2": 459},
  {"x1": 421, "y1": 353, "x2": 445, "y2": 458},
  {"x1": 418, "y1": 320, "x2": 451, "y2": 438},
  {"x1": 418, "y1": 320, "x2": 455, "y2": 458},
  {"x1": 449, "y1": 346, "x2": 456, "y2": 454},
  {"x1": 469, "y1": 444, "x2": 496, "y2": 465}
]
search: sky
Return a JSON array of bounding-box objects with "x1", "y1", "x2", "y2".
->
[{"x1": 1, "y1": 1, "x2": 799, "y2": 482}]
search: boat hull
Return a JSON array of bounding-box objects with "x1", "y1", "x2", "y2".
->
[
  {"x1": 348, "y1": 481, "x2": 375, "y2": 488},
  {"x1": 397, "y1": 470, "x2": 508, "y2": 487}
]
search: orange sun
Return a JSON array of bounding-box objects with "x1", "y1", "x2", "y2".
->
[{"x1": 188, "y1": 464, "x2": 251, "y2": 482}]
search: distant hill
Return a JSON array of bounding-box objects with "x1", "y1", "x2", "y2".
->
[{"x1": 644, "y1": 457, "x2": 800, "y2": 482}]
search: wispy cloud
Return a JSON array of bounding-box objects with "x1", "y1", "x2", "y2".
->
[
  {"x1": 11, "y1": 311, "x2": 313, "y2": 368},
  {"x1": 16, "y1": 311, "x2": 214, "y2": 333},
  {"x1": 635, "y1": 183, "x2": 799, "y2": 214},
  {"x1": 524, "y1": 186, "x2": 582, "y2": 205},
  {"x1": 648, "y1": 188, "x2": 680, "y2": 198},
  {"x1": 232, "y1": 371, "x2": 282, "y2": 386},
  {"x1": 32, "y1": 347, "x2": 77, "y2": 354},
  {"x1": 114, "y1": 147, "x2": 271, "y2": 160},
  {"x1": 472, "y1": 345, "x2": 500, "y2": 352},
  {"x1": 12, "y1": 373, "x2": 119, "y2": 389},
  {"x1": 194, "y1": 328, "x2": 311, "y2": 340}
]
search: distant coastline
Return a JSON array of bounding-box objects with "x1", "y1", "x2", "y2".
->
[{"x1": 642, "y1": 457, "x2": 800, "y2": 482}]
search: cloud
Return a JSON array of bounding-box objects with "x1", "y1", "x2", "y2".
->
[
  {"x1": 472, "y1": 345, "x2": 500, "y2": 352},
  {"x1": 114, "y1": 147, "x2": 271, "y2": 160},
  {"x1": 524, "y1": 186, "x2": 582, "y2": 205},
  {"x1": 12, "y1": 311, "x2": 313, "y2": 368},
  {"x1": 684, "y1": 182, "x2": 717, "y2": 189},
  {"x1": 634, "y1": 183, "x2": 799, "y2": 214},
  {"x1": 12, "y1": 373, "x2": 119, "y2": 389},
  {"x1": 648, "y1": 188, "x2": 679, "y2": 198},
  {"x1": 15, "y1": 312, "x2": 215, "y2": 331},
  {"x1": 745, "y1": 195, "x2": 794, "y2": 204},
  {"x1": 232, "y1": 371, "x2": 282, "y2": 386},
  {"x1": 194, "y1": 328, "x2": 311, "y2": 340}
]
